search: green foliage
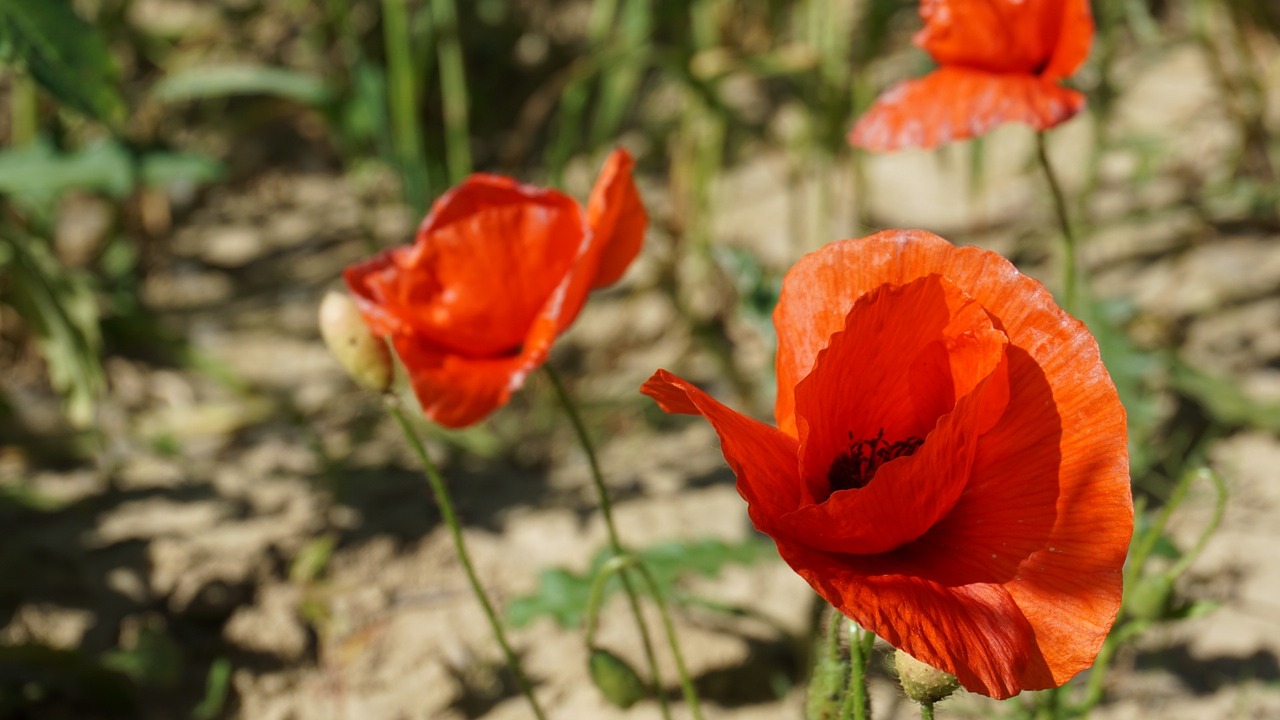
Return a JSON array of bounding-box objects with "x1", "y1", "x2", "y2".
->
[
  {"x1": 0, "y1": 140, "x2": 133, "y2": 205},
  {"x1": 508, "y1": 537, "x2": 774, "y2": 629},
  {"x1": 151, "y1": 64, "x2": 333, "y2": 106},
  {"x1": 0, "y1": 0, "x2": 125, "y2": 125},
  {"x1": 588, "y1": 648, "x2": 648, "y2": 709},
  {"x1": 101, "y1": 625, "x2": 184, "y2": 688},
  {"x1": 190, "y1": 658, "x2": 232, "y2": 720},
  {"x1": 0, "y1": 643, "x2": 136, "y2": 716},
  {"x1": 1, "y1": 234, "x2": 103, "y2": 427}
]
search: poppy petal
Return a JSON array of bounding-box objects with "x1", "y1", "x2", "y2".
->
[
  {"x1": 915, "y1": 0, "x2": 1074, "y2": 76},
  {"x1": 353, "y1": 176, "x2": 587, "y2": 357},
  {"x1": 1042, "y1": 0, "x2": 1095, "y2": 83},
  {"x1": 778, "y1": 539, "x2": 1052, "y2": 699},
  {"x1": 771, "y1": 230, "x2": 1130, "y2": 695},
  {"x1": 586, "y1": 149, "x2": 648, "y2": 288},
  {"x1": 847, "y1": 67, "x2": 1085, "y2": 151},
  {"x1": 389, "y1": 331, "x2": 546, "y2": 429},
  {"x1": 641, "y1": 370, "x2": 806, "y2": 526},
  {"x1": 791, "y1": 274, "x2": 1007, "y2": 487}
]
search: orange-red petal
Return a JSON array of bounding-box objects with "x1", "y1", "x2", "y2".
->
[
  {"x1": 347, "y1": 176, "x2": 586, "y2": 357},
  {"x1": 768, "y1": 231, "x2": 1131, "y2": 696},
  {"x1": 1041, "y1": 0, "x2": 1095, "y2": 83},
  {"x1": 848, "y1": 67, "x2": 1085, "y2": 151},
  {"x1": 915, "y1": 0, "x2": 1080, "y2": 76},
  {"x1": 778, "y1": 541, "x2": 1052, "y2": 699},
  {"x1": 774, "y1": 274, "x2": 1010, "y2": 555},
  {"x1": 641, "y1": 370, "x2": 803, "y2": 529},
  {"x1": 586, "y1": 149, "x2": 648, "y2": 288}
]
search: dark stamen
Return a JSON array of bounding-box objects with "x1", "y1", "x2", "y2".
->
[{"x1": 826, "y1": 428, "x2": 924, "y2": 496}]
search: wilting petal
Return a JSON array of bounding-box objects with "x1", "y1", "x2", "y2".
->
[
  {"x1": 641, "y1": 370, "x2": 805, "y2": 526},
  {"x1": 848, "y1": 68, "x2": 1085, "y2": 151},
  {"x1": 587, "y1": 149, "x2": 648, "y2": 288}
]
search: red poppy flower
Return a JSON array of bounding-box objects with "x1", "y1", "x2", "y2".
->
[
  {"x1": 344, "y1": 149, "x2": 645, "y2": 428},
  {"x1": 849, "y1": 0, "x2": 1094, "y2": 151},
  {"x1": 642, "y1": 230, "x2": 1131, "y2": 698}
]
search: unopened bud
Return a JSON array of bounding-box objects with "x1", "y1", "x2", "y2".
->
[
  {"x1": 588, "y1": 648, "x2": 647, "y2": 709},
  {"x1": 319, "y1": 290, "x2": 393, "y2": 392},
  {"x1": 894, "y1": 649, "x2": 959, "y2": 705}
]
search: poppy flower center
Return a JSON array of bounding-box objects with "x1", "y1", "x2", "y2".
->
[{"x1": 826, "y1": 428, "x2": 925, "y2": 495}]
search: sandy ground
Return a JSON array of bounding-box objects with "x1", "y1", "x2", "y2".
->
[{"x1": 4, "y1": 37, "x2": 1280, "y2": 720}]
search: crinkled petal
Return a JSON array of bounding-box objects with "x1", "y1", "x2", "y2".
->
[
  {"x1": 348, "y1": 176, "x2": 586, "y2": 357},
  {"x1": 641, "y1": 370, "x2": 804, "y2": 527},
  {"x1": 586, "y1": 149, "x2": 648, "y2": 288},
  {"x1": 778, "y1": 539, "x2": 1052, "y2": 699},
  {"x1": 848, "y1": 68, "x2": 1085, "y2": 152},
  {"x1": 770, "y1": 230, "x2": 1130, "y2": 695}
]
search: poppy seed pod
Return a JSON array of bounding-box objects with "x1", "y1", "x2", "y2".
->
[
  {"x1": 895, "y1": 649, "x2": 960, "y2": 705},
  {"x1": 319, "y1": 290, "x2": 393, "y2": 393}
]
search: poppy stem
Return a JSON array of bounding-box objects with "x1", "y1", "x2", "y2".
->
[
  {"x1": 838, "y1": 620, "x2": 874, "y2": 720},
  {"x1": 544, "y1": 366, "x2": 703, "y2": 719},
  {"x1": 1035, "y1": 131, "x2": 1079, "y2": 315},
  {"x1": 919, "y1": 700, "x2": 936, "y2": 720},
  {"x1": 385, "y1": 395, "x2": 548, "y2": 720}
]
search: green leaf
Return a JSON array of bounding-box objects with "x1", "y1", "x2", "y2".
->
[
  {"x1": 0, "y1": 139, "x2": 134, "y2": 205},
  {"x1": 139, "y1": 151, "x2": 225, "y2": 191},
  {"x1": 1, "y1": 234, "x2": 104, "y2": 426},
  {"x1": 152, "y1": 64, "x2": 333, "y2": 106},
  {"x1": 1169, "y1": 357, "x2": 1280, "y2": 432},
  {"x1": 507, "y1": 567, "x2": 600, "y2": 629},
  {"x1": 100, "y1": 625, "x2": 183, "y2": 688},
  {"x1": 506, "y1": 537, "x2": 774, "y2": 629},
  {"x1": 0, "y1": 0, "x2": 125, "y2": 125},
  {"x1": 190, "y1": 658, "x2": 232, "y2": 720}
]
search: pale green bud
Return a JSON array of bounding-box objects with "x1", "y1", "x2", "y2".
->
[
  {"x1": 318, "y1": 290, "x2": 392, "y2": 393},
  {"x1": 894, "y1": 649, "x2": 960, "y2": 705}
]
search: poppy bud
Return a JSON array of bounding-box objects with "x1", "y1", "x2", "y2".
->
[
  {"x1": 588, "y1": 648, "x2": 647, "y2": 709},
  {"x1": 894, "y1": 649, "x2": 960, "y2": 705},
  {"x1": 319, "y1": 290, "x2": 393, "y2": 393}
]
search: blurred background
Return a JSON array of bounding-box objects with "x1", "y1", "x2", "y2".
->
[{"x1": 2, "y1": 0, "x2": 1279, "y2": 718}]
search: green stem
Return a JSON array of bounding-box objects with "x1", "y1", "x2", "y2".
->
[
  {"x1": 544, "y1": 366, "x2": 678, "y2": 718},
  {"x1": 381, "y1": 0, "x2": 430, "y2": 212},
  {"x1": 1036, "y1": 131, "x2": 1078, "y2": 315},
  {"x1": 919, "y1": 701, "x2": 935, "y2": 720},
  {"x1": 838, "y1": 621, "x2": 873, "y2": 720},
  {"x1": 385, "y1": 396, "x2": 547, "y2": 720},
  {"x1": 10, "y1": 70, "x2": 37, "y2": 147},
  {"x1": 429, "y1": 0, "x2": 472, "y2": 183},
  {"x1": 628, "y1": 561, "x2": 706, "y2": 720}
]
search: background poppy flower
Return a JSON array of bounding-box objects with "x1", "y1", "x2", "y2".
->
[
  {"x1": 344, "y1": 149, "x2": 645, "y2": 427},
  {"x1": 642, "y1": 230, "x2": 1132, "y2": 699},
  {"x1": 849, "y1": 0, "x2": 1094, "y2": 150}
]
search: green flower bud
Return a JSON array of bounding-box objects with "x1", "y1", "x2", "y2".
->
[
  {"x1": 319, "y1": 290, "x2": 393, "y2": 392},
  {"x1": 894, "y1": 649, "x2": 960, "y2": 705},
  {"x1": 588, "y1": 648, "x2": 647, "y2": 709}
]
